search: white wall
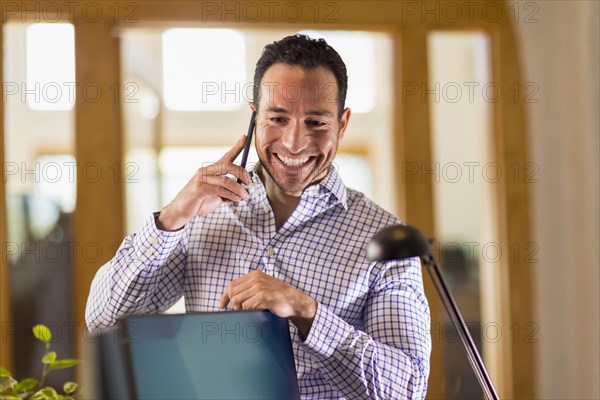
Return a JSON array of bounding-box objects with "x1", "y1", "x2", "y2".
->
[{"x1": 514, "y1": 1, "x2": 600, "y2": 398}]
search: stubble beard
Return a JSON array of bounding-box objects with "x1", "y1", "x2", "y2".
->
[{"x1": 256, "y1": 144, "x2": 337, "y2": 195}]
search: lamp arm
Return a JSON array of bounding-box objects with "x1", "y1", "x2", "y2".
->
[{"x1": 422, "y1": 253, "x2": 500, "y2": 400}]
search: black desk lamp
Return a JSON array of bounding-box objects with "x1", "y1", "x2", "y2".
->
[{"x1": 367, "y1": 224, "x2": 500, "y2": 400}]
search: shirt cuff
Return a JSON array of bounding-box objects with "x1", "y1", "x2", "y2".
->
[
  {"x1": 301, "y1": 302, "x2": 354, "y2": 360},
  {"x1": 133, "y1": 212, "x2": 185, "y2": 265}
]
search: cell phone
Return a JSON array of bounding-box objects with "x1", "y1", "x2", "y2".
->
[{"x1": 237, "y1": 110, "x2": 256, "y2": 184}]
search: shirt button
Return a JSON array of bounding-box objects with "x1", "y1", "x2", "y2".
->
[
  {"x1": 263, "y1": 204, "x2": 270, "y2": 213},
  {"x1": 266, "y1": 246, "x2": 275, "y2": 257},
  {"x1": 145, "y1": 248, "x2": 154, "y2": 257},
  {"x1": 149, "y1": 236, "x2": 158, "y2": 245}
]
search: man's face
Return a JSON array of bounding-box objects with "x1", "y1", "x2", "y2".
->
[{"x1": 252, "y1": 63, "x2": 351, "y2": 196}]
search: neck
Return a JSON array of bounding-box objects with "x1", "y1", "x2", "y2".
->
[{"x1": 258, "y1": 168, "x2": 301, "y2": 230}]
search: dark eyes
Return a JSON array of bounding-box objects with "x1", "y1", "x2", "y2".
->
[
  {"x1": 307, "y1": 120, "x2": 326, "y2": 127},
  {"x1": 269, "y1": 117, "x2": 326, "y2": 127}
]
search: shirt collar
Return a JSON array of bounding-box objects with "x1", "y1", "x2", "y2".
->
[{"x1": 249, "y1": 162, "x2": 348, "y2": 210}]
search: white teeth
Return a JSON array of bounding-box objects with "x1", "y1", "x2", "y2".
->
[{"x1": 277, "y1": 154, "x2": 310, "y2": 167}]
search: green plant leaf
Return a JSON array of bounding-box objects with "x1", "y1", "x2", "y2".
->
[
  {"x1": 62, "y1": 382, "x2": 77, "y2": 395},
  {"x1": 31, "y1": 390, "x2": 47, "y2": 400},
  {"x1": 14, "y1": 377, "x2": 38, "y2": 393},
  {"x1": 0, "y1": 375, "x2": 17, "y2": 394},
  {"x1": 0, "y1": 367, "x2": 11, "y2": 377},
  {"x1": 32, "y1": 325, "x2": 52, "y2": 343},
  {"x1": 49, "y1": 360, "x2": 79, "y2": 370},
  {"x1": 35, "y1": 387, "x2": 59, "y2": 399},
  {"x1": 41, "y1": 352, "x2": 56, "y2": 365}
]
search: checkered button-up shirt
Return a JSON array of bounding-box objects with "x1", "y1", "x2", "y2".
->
[{"x1": 86, "y1": 164, "x2": 431, "y2": 399}]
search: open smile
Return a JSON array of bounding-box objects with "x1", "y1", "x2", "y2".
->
[{"x1": 275, "y1": 153, "x2": 316, "y2": 168}]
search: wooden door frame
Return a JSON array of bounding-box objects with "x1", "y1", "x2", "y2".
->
[{"x1": 0, "y1": 16, "x2": 12, "y2": 370}]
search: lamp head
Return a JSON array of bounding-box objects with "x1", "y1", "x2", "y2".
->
[{"x1": 367, "y1": 224, "x2": 430, "y2": 262}]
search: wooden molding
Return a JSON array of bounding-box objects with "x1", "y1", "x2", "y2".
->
[
  {"x1": 0, "y1": 17, "x2": 14, "y2": 371},
  {"x1": 72, "y1": 9, "x2": 124, "y2": 371}
]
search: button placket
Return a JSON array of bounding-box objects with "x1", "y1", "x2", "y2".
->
[{"x1": 262, "y1": 243, "x2": 277, "y2": 275}]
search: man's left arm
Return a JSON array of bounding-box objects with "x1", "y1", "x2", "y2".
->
[{"x1": 301, "y1": 256, "x2": 432, "y2": 399}]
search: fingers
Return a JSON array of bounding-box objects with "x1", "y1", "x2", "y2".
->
[
  {"x1": 204, "y1": 162, "x2": 251, "y2": 185},
  {"x1": 223, "y1": 287, "x2": 260, "y2": 310},
  {"x1": 197, "y1": 160, "x2": 251, "y2": 203},
  {"x1": 202, "y1": 175, "x2": 250, "y2": 202},
  {"x1": 220, "y1": 135, "x2": 248, "y2": 164},
  {"x1": 220, "y1": 290, "x2": 263, "y2": 311},
  {"x1": 219, "y1": 291, "x2": 231, "y2": 309},
  {"x1": 220, "y1": 271, "x2": 262, "y2": 310}
]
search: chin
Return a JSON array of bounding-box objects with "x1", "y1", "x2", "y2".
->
[
  {"x1": 272, "y1": 174, "x2": 312, "y2": 194},
  {"x1": 259, "y1": 150, "x2": 331, "y2": 193}
]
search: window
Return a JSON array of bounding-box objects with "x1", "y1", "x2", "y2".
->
[
  {"x1": 35, "y1": 155, "x2": 77, "y2": 213},
  {"x1": 162, "y1": 29, "x2": 246, "y2": 111},
  {"x1": 298, "y1": 30, "x2": 376, "y2": 113},
  {"x1": 26, "y1": 23, "x2": 75, "y2": 111}
]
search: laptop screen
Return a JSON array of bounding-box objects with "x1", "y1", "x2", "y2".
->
[{"x1": 120, "y1": 310, "x2": 300, "y2": 400}]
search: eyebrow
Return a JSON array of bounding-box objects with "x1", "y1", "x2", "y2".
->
[
  {"x1": 265, "y1": 106, "x2": 288, "y2": 114},
  {"x1": 307, "y1": 109, "x2": 333, "y2": 117},
  {"x1": 265, "y1": 107, "x2": 333, "y2": 117}
]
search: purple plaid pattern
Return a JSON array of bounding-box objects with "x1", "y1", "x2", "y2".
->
[{"x1": 86, "y1": 164, "x2": 431, "y2": 399}]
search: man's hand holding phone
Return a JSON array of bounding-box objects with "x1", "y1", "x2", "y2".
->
[{"x1": 156, "y1": 135, "x2": 252, "y2": 231}]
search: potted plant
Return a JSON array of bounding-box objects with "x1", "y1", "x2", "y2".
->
[{"x1": 0, "y1": 325, "x2": 79, "y2": 399}]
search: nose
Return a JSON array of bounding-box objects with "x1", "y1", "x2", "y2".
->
[{"x1": 281, "y1": 120, "x2": 309, "y2": 154}]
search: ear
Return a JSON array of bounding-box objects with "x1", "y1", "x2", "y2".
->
[
  {"x1": 249, "y1": 102, "x2": 256, "y2": 112},
  {"x1": 337, "y1": 107, "x2": 351, "y2": 141}
]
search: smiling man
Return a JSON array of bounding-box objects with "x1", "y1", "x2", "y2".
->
[{"x1": 86, "y1": 34, "x2": 431, "y2": 399}]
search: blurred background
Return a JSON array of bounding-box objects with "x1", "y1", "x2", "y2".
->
[{"x1": 0, "y1": 1, "x2": 598, "y2": 399}]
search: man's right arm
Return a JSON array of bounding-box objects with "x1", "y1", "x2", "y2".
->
[
  {"x1": 85, "y1": 135, "x2": 252, "y2": 332},
  {"x1": 85, "y1": 213, "x2": 188, "y2": 331}
]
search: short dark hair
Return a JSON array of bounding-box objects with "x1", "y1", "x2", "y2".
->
[{"x1": 253, "y1": 34, "x2": 348, "y2": 119}]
